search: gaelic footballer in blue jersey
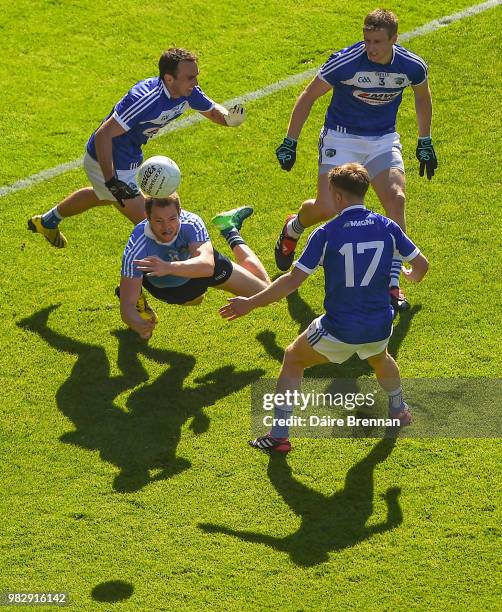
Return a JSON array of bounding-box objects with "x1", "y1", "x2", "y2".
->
[
  {"x1": 274, "y1": 9, "x2": 436, "y2": 311},
  {"x1": 221, "y1": 164, "x2": 429, "y2": 452},
  {"x1": 120, "y1": 194, "x2": 269, "y2": 340},
  {"x1": 29, "y1": 48, "x2": 246, "y2": 249}
]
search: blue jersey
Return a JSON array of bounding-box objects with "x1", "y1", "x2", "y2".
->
[
  {"x1": 295, "y1": 205, "x2": 420, "y2": 344},
  {"x1": 121, "y1": 210, "x2": 210, "y2": 288},
  {"x1": 318, "y1": 42, "x2": 428, "y2": 136},
  {"x1": 87, "y1": 77, "x2": 215, "y2": 170}
]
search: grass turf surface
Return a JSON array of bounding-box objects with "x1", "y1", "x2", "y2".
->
[{"x1": 1, "y1": 1, "x2": 501, "y2": 609}]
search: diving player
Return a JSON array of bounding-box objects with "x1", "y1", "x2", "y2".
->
[{"x1": 120, "y1": 196, "x2": 269, "y2": 340}]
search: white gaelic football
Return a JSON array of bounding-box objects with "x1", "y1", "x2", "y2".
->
[{"x1": 137, "y1": 156, "x2": 181, "y2": 197}]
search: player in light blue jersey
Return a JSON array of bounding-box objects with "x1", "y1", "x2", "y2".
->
[
  {"x1": 29, "y1": 48, "x2": 245, "y2": 248},
  {"x1": 220, "y1": 164, "x2": 428, "y2": 452},
  {"x1": 119, "y1": 193, "x2": 270, "y2": 340},
  {"x1": 274, "y1": 9, "x2": 437, "y2": 312}
]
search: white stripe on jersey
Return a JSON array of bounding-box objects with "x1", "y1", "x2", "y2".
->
[
  {"x1": 118, "y1": 85, "x2": 161, "y2": 123},
  {"x1": 390, "y1": 233, "x2": 397, "y2": 258},
  {"x1": 121, "y1": 80, "x2": 163, "y2": 118},
  {"x1": 394, "y1": 48, "x2": 428, "y2": 74},
  {"x1": 321, "y1": 45, "x2": 366, "y2": 78},
  {"x1": 180, "y1": 213, "x2": 208, "y2": 243},
  {"x1": 395, "y1": 46, "x2": 428, "y2": 68},
  {"x1": 295, "y1": 229, "x2": 328, "y2": 273},
  {"x1": 321, "y1": 48, "x2": 367, "y2": 79},
  {"x1": 119, "y1": 86, "x2": 163, "y2": 125},
  {"x1": 318, "y1": 239, "x2": 328, "y2": 267},
  {"x1": 320, "y1": 42, "x2": 365, "y2": 74},
  {"x1": 123, "y1": 233, "x2": 146, "y2": 277}
]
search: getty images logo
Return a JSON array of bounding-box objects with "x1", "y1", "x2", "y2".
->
[{"x1": 343, "y1": 219, "x2": 375, "y2": 228}]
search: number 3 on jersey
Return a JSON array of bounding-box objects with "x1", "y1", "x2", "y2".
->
[{"x1": 339, "y1": 241, "x2": 384, "y2": 287}]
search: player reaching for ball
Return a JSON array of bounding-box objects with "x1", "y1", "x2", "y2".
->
[
  {"x1": 28, "y1": 47, "x2": 245, "y2": 248},
  {"x1": 220, "y1": 163, "x2": 429, "y2": 452},
  {"x1": 119, "y1": 194, "x2": 269, "y2": 339},
  {"x1": 274, "y1": 9, "x2": 437, "y2": 313}
]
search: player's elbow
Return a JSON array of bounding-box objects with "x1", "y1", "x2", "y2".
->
[
  {"x1": 414, "y1": 254, "x2": 429, "y2": 282},
  {"x1": 200, "y1": 259, "x2": 215, "y2": 277}
]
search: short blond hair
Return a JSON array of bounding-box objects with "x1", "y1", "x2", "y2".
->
[
  {"x1": 328, "y1": 163, "x2": 370, "y2": 199},
  {"x1": 363, "y1": 9, "x2": 398, "y2": 38}
]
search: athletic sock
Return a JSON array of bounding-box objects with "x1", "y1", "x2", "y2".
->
[
  {"x1": 41, "y1": 206, "x2": 63, "y2": 229},
  {"x1": 387, "y1": 387, "x2": 404, "y2": 411},
  {"x1": 270, "y1": 406, "x2": 292, "y2": 439},
  {"x1": 286, "y1": 215, "x2": 305, "y2": 240},
  {"x1": 221, "y1": 227, "x2": 246, "y2": 249},
  {"x1": 390, "y1": 256, "x2": 403, "y2": 287}
]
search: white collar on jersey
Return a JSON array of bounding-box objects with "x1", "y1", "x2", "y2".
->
[
  {"x1": 366, "y1": 45, "x2": 396, "y2": 65},
  {"x1": 161, "y1": 80, "x2": 171, "y2": 99},
  {"x1": 144, "y1": 220, "x2": 180, "y2": 246},
  {"x1": 339, "y1": 204, "x2": 367, "y2": 215}
]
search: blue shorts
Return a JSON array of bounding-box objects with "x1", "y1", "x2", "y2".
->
[{"x1": 143, "y1": 250, "x2": 233, "y2": 305}]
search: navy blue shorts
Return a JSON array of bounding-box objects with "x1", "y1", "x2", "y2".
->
[{"x1": 142, "y1": 250, "x2": 233, "y2": 305}]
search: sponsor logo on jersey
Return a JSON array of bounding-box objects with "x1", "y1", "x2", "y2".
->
[
  {"x1": 343, "y1": 219, "x2": 375, "y2": 228},
  {"x1": 353, "y1": 90, "x2": 401, "y2": 105},
  {"x1": 325, "y1": 148, "x2": 337, "y2": 158}
]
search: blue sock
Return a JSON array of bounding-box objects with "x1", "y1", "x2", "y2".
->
[
  {"x1": 41, "y1": 206, "x2": 62, "y2": 229},
  {"x1": 270, "y1": 405, "x2": 291, "y2": 439}
]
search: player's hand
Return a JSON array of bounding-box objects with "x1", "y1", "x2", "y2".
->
[
  {"x1": 276, "y1": 137, "x2": 297, "y2": 171},
  {"x1": 219, "y1": 296, "x2": 253, "y2": 320},
  {"x1": 416, "y1": 137, "x2": 438, "y2": 180},
  {"x1": 402, "y1": 265, "x2": 421, "y2": 283},
  {"x1": 105, "y1": 176, "x2": 140, "y2": 206},
  {"x1": 224, "y1": 104, "x2": 246, "y2": 127},
  {"x1": 131, "y1": 316, "x2": 156, "y2": 340},
  {"x1": 133, "y1": 256, "x2": 169, "y2": 277}
]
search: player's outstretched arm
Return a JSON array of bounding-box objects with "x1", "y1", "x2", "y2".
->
[
  {"x1": 200, "y1": 103, "x2": 246, "y2": 127},
  {"x1": 134, "y1": 241, "x2": 215, "y2": 279},
  {"x1": 219, "y1": 268, "x2": 308, "y2": 320},
  {"x1": 402, "y1": 253, "x2": 429, "y2": 283},
  {"x1": 276, "y1": 76, "x2": 331, "y2": 171},
  {"x1": 119, "y1": 276, "x2": 156, "y2": 339}
]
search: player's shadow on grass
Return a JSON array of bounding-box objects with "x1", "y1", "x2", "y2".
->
[
  {"x1": 258, "y1": 289, "x2": 422, "y2": 379},
  {"x1": 200, "y1": 436, "x2": 401, "y2": 566},
  {"x1": 17, "y1": 305, "x2": 264, "y2": 493}
]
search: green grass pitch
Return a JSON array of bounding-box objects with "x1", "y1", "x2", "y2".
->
[{"x1": 0, "y1": 0, "x2": 501, "y2": 609}]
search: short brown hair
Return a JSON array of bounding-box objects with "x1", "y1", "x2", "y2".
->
[
  {"x1": 328, "y1": 163, "x2": 370, "y2": 199},
  {"x1": 363, "y1": 9, "x2": 398, "y2": 38},
  {"x1": 158, "y1": 48, "x2": 198, "y2": 79},
  {"x1": 145, "y1": 193, "x2": 181, "y2": 216}
]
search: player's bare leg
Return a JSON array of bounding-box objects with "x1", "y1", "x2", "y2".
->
[
  {"x1": 275, "y1": 172, "x2": 334, "y2": 270},
  {"x1": 230, "y1": 244, "x2": 269, "y2": 284},
  {"x1": 112, "y1": 194, "x2": 147, "y2": 224},
  {"x1": 366, "y1": 349, "x2": 411, "y2": 426},
  {"x1": 250, "y1": 329, "x2": 328, "y2": 452},
  {"x1": 371, "y1": 168, "x2": 409, "y2": 312},
  {"x1": 217, "y1": 263, "x2": 268, "y2": 297},
  {"x1": 371, "y1": 168, "x2": 406, "y2": 230},
  {"x1": 58, "y1": 188, "x2": 146, "y2": 224},
  {"x1": 212, "y1": 205, "x2": 270, "y2": 283}
]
